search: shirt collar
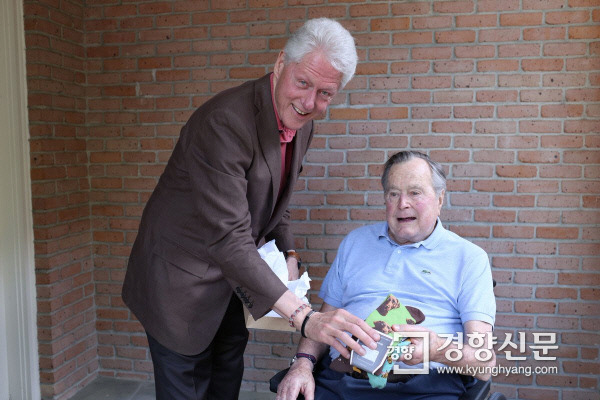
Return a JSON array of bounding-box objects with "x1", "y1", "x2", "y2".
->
[{"x1": 379, "y1": 218, "x2": 445, "y2": 250}]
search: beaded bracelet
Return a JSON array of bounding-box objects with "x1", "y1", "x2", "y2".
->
[
  {"x1": 288, "y1": 303, "x2": 310, "y2": 328},
  {"x1": 301, "y1": 310, "x2": 315, "y2": 338}
]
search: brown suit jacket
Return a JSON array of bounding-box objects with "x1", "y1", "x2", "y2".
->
[{"x1": 122, "y1": 74, "x2": 314, "y2": 355}]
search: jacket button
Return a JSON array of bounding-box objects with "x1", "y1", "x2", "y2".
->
[{"x1": 247, "y1": 302, "x2": 253, "y2": 308}]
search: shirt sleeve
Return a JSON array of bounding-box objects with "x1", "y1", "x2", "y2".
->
[
  {"x1": 458, "y1": 249, "x2": 496, "y2": 327},
  {"x1": 318, "y1": 236, "x2": 349, "y2": 309}
]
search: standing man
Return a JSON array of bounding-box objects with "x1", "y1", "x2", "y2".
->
[{"x1": 122, "y1": 18, "x2": 379, "y2": 400}]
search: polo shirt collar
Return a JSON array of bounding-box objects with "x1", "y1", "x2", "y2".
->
[{"x1": 379, "y1": 218, "x2": 445, "y2": 249}]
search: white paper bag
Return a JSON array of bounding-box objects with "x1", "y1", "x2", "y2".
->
[{"x1": 244, "y1": 240, "x2": 311, "y2": 331}]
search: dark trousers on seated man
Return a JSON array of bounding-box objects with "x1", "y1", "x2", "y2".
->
[
  {"x1": 147, "y1": 294, "x2": 249, "y2": 400},
  {"x1": 313, "y1": 355, "x2": 471, "y2": 400}
]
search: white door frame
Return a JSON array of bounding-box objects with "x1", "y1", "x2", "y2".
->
[{"x1": 0, "y1": 0, "x2": 41, "y2": 398}]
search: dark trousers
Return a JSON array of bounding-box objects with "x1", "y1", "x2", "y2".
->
[
  {"x1": 147, "y1": 294, "x2": 249, "y2": 400},
  {"x1": 313, "y1": 355, "x2": 468, "y2": 400}
]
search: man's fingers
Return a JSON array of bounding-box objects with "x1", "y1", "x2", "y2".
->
[
  {"x1": 330, "y1": 339, "x2": 351, "y2": 359},
  {"x1": 306, "y1": 309, "x2": 381, "y2": 357},
  {"x1": 276, "y1": 382, "x2": 294, "y2": 400},
  {"x1": 344, "y1": 317, "x2": 380, "y2": 348},
  {"x1": 392, "y1": 323, "x2": 422, "y2": 332},
  {"x1": 302, "y1": 379, "x2": 316, "y2": 400}
]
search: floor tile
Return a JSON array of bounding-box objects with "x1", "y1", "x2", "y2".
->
[
  {"x1": 68, "y1": 376, "x2": 276, "y2": 400},
  {"x1": 69, "y1": 377, "x2": 141, "y2": 400}
]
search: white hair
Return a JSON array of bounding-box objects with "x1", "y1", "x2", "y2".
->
[
  {"x1": 283, "y1": 18, "x2": 358, "y2": 89},
  {"x1": 382, "y1": 151, "x2": 447, "y2": 196}
]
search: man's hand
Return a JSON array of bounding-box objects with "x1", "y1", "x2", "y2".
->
[
  {"x1": 392, "y1": 321, "x2": 496, "y2": 380},
  {"x1": 276, "y1": 358, "x2": 315, "y2": 400},
  {"x1": 272, "y1": 297, "x2": 380, "y2": 358},
  {"x1": 391, "y1": 324, "x2": 443, "y2": 365},
  {"x1": 303, "y1": 304, "x2": 380, "y2": 359}
]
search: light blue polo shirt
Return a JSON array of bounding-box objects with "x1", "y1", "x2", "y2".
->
[{"x1": 320, "y1": 220, "x2": 496, "y2": 361}]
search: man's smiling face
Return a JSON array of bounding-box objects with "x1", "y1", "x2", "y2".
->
[
  {"x1": 385, "y1": 158, "x2": 445, "y2": 246},
  {"x1": 272, "y1": 50, "x2": 342, "y2": 131}
]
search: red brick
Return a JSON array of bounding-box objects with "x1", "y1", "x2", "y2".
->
[
  {"x1": 501, "y1": 12, "x2": 543, "y2": 26},
  {"x1": 567, "y1": 57, "x2": 600, "y2": 71},
  {"x1": 456, "y1": 14, "x2": 497, "y2": 27},
  {"x1": 392, "y1": 32, "x2": 433, "y2": 45},
  {"x1": 475, "y1": 210, "x2": 516, "y2": 223},
  {"x1": 478, "y1": 0, "x2": 520, "y2": 11},
  {"x1": 482, "y1": 29, "x2": 524, "y2": 44},
  {"x1": 493, "y1": 226, "x2": 534, "y2": 238},
  {"x1": 498, "y1": 105, "x2": 539, "y2": 118},
  {"x1": 370, "y1": 17, "x2": 410, "y2": 31},
  {"x1": 413, "y1": 16, "x2": 452, "y2": 29},
  {"x1": 569, "y1": 26, "x2": 600, "y2": 39},
  {"x1": 453, "y1": 66, "x2": 493, "y2": 83},
  {"x1": 523, "y1": 58, "x2": 565, "y2": 71},
  {"x1": 432, "y1": 121, "x2": 473, "y2": 133},
  {"x1": 391, "y1": 91, "x2": 430, "y2": 104},
  {"x1": 412, "y1": 47, "x2": 452, "y2": 60},
  {"x1": 476, "y1": 121, "x2": 518, "y2": 134},
  {"x1": 495, "y1": 314, "x2": 534, "y2": 328},
  {"x1": 536, "y1": 287, "x2": 578, "y2": 299},
  {"x1": 370, "y1": 107, "x2": 408, "y2": 120},
  {"x1": 370, "y1": 48, "x2": 410, "y2": 61},
  {"x1": 474, "y1": 179, "x2": 515, "y2": 192},
  {"x1": 413, "y1": 76, "x2": 452, "y2": 89},
  {"x1": 436, "y1": 30, "x2": 476, "y2": 43},
  {"x1": 476, "y1": 90, "x2": 518, "y2": 102},
  {"x1": 455, "y1": 45, "x2": 495, "y2": 59},
  {"x1": 434, "y1": 61, "x2": 475, "y2": 74},
  {"x1": 412, "y1": 106, "x2": 452, "y2": 119},
  {"x1": 541, "y1": 104, "x2": 584, "y2": 118},
  {"x1": 515, "y1": 301, "x2": 557, "y2": 313},
  {"x1": 544, "y1": 42, "x2": 587, "y2": 57},
  {"x1": 454, "y1": 105, "x2": 494, "y2": 118}
]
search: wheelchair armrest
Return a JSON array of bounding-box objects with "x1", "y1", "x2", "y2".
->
[
  {"x1": 269, "y1": 367, "x2": 290, "y2": 393},
  {"x1": 269, "y1": 367, "x2": 305, "y2": 400},
  {"x1": 459, "y1": 378, "x2": 490, "y2": 400}
]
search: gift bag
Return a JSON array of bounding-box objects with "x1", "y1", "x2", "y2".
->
[{"x1": 244, "y1": 240, "x2": 311, "y2": 332}]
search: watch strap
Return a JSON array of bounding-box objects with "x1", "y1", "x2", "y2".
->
[
  {"x1": 291, "y1": 352, "x2": 317, "y2": 370},
  {"x1": 284, "y1": 250, "x2": 302, "y2": 269}
]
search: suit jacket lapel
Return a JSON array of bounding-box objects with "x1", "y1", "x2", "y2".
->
[
  {"x1": 254, "y1": 75, "x2": 281, "y2": 209},
  {"x1": 253, "y1": 74, "x2": 313, "y2": 239}
]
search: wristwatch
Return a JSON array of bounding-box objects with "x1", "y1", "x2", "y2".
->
[
  {"x1": 290, "y1": 353, "x2": 316, "y2": 371},
  {"x1": 284, "y1": 250, "x2": 302, "y2": 269}
]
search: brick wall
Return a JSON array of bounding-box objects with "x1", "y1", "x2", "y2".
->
[
  {"x1": 24, "y1": 1, "x2": 599, "y2": 399},
  {"x1": 24, "y1": 0, "x2": 98, "y2": 398}
]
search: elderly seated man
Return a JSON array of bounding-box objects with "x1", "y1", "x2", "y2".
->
[{"x1": 276, "y1": 151, "x2": 496, "y2": 400}]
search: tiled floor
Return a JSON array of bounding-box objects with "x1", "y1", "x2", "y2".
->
[{"x1": 69, "y1": 376, "x2": 275, "y2": 400}]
